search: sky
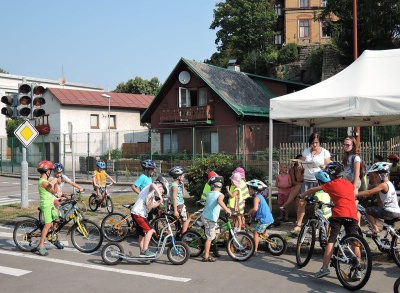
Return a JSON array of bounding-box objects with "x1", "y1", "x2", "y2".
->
[{"x1": 0, "y1": 0, "x2": 219, "y2": 91}]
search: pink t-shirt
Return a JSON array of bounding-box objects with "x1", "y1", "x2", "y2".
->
[{"x1": 277, "y1": 173, "x2": 291, "y2": 195}]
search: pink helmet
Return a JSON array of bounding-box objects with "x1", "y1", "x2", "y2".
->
[
  {"x1": 233, "y1": 167, "x2": 245, "y2": 179},
  {"x1": 230, "y1": 172, "x2": 242, "y2": 187}
]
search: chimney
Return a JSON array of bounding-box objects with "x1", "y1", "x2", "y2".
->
[{"x1": 227, "y1": 59, "x2": 240, "y2": 72}]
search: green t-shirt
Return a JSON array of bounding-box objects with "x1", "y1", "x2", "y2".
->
[
  {"x1": 201, "y1": 183, "x2": 211, "y2": 201},
  {"x1": 39, "y1": 178, "x2": 55, "y2": 208}
]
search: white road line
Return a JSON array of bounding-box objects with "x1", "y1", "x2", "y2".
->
[
  {"x1": 0, "y1": 232, "x2": 13, "y2": 237},
  {"x1": 0, "y1": 250, "x2": 191, "y2": 282},
  {"x1": 0, "y1": 265, "x2": 31, "y2": 276}
]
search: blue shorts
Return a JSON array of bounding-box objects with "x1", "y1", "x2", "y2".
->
[{"x1": 255, "y1": 221, "x2": 273, "y2": 234}]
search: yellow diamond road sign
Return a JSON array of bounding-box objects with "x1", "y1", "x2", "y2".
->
[{"x1": 14, "y1": 120, "x2": 39, "y2": 148}]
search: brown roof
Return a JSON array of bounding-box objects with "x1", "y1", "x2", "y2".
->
[{"x1": 48, "y1": 88, "x2": 153, "y2": 110}]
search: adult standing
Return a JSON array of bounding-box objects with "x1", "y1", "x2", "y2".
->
[
  {"x1": 287, "y1": 132, "x2": 331, "y2": 234},
  {"x1": 342, "y1": 136, "x2": 362, "y2": 193}
]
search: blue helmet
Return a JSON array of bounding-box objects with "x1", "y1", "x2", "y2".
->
[
  {"x1": 53, "y1": 163, "x2": 64, "y2": 173},
  {"x1": 314, "y1": 170, "x2": 331, "y2": 183},
  {"x1": 96, "y1": 160, "x2": 106, "y2": 169}
]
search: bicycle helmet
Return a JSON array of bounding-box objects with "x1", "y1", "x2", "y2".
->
[
  {"x1": 53, "y1": 163, "x2": 64, "y2": 173},
  {"x1": 208, "y1": 176, "x2": 224, "y2": 188},
  {"x1": 141, "y1": 159, "x2": 156, "y2": 170},
  {"x1": 324, "y1": 161, "x2": 344, "y2": 176},
  {"x1": 368, "y1": 162, "x2": 391, "y2": 173},
  {"x1": 168, "y1": 166, "x2": 187, "y2": 178},
  {"x1": 37, "y1": 160, "x2": 54, "y2": 173},
  {"x1": 208, "y1": 171, "x2": 218, "y2": 179},
  {"x1": 314, "y1": 170, "x2": 331, "y2": 183},
  {"x1": 154, "y1": 176, "x2": 169, "y2": 196},
  {"x1": 246, "y1": 179, "x2": 268, "y2": 191},
  {"x1": 96, "y1": 160, "x2": 106, "y2": 169}
]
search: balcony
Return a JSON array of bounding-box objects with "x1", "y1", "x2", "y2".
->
[{"x1": 160, "y1": 105, "x2": 214, "y2": 124}]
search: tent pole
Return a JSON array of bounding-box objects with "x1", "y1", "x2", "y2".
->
[{"x1": 268, "y1": 117, "x2": 273, "y2": 208}]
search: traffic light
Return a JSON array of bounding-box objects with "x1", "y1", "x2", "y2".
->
[
  {"x1": 18, "y1": 83, "x2": 32, "y2": 117},
  {"x1": 31, "y1": 85, "x2": 46, "y2": 118},
  {"x1": 1, "y1": 94, "x2": 17, "y2": 118}
]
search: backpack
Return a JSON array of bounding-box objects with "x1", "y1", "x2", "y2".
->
[{"x1": 351, "y1": 155, "x2": 366, "y2": 179}]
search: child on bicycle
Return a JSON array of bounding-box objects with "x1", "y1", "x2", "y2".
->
[
  {"x1": 201, "y1": 171, "x2": 218, "y2": 202},
  {"x1": 53, "y1": 162, "x2": 84, "y2": 199},
  {"x1": 169, "y1": 166, "x2": 190, "y2": 235},
  {"x1": 226, "y1": 172, "x2": 243, "y2": 231},
  {"x1": 131, "y1": 159, "x2": 157, "y2": 220},
  {"x1": 92, "y1": 160, "x2": 116, "y2": 203},
  {"x1": 356, "y1": 162, "x2": 400, "y2": 236},
  {"x1": 245, "y1": 179, "x2": 274, "y2": 255},
  {"x1": 37, "y1": 160, "x2": 63, "y2": 256},
  {"x1": 201, "y1": 176, "x2": 231, "y2": 262},
  {"x1": 298, "y1": 161, "x2": 359, "y2": 279},
  {"x1": 130, "y1": 176, "x2": 168, "y2": 257}
]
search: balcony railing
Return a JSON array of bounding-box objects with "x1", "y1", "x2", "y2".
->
[{"x1": 160, "y1": 105, "x2": 214, "y2": 123}]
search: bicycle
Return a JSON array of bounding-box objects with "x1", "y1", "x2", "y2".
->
[
  {"x1": 181, "y1": 213, "x2": 255, "y2": 261},
  {"x1": 89, "y1": 183, "x2": 114, "y2": 213},
  {"x1": 100, "y1": 203, "x2": 137, "y2": 242},
  {"x1": 395, "y1": 276, "x2": 400, "y2": 293},
  {"x1": 243, "y1": 216, "x2": 287, "y2": 256},
  {"x1": 101, "y1": 213, "x2": 190, "y2": 265},
  {"x1": 357, "y1": 204, "x2": 400, "y2": 268},
  {"x1": 296, "y1": 197, "x2": 331, "y2": 268},
  {"x1": 13, "y1": 197, "x2": 103, "y2": 253}
]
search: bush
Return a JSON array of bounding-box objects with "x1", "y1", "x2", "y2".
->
[{"x1": 278, "y1": 43, "x2": 299, "y2": 64}]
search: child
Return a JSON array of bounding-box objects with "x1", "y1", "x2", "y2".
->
[
  {"x1": 231, "y1": 167, "x2": 250, "y2": 228},
  {"x1": 37, "y1": 160, "x2": 63, "y2": 256},
  {"x1": 276, "y1": 163, "x2": 292, "y2": 221},
  {"x1": 298, "y1": 161, "x2": 359, "y2": 279},
  {"x1": 201, "y1": 171, "x2": 218, "y2": 202},
  {"x1": 130, "y1": 176, "x2": 168, "y2": 257},
  {"x1": 92, "y1": 160, "x2": 116, "y2": 203},
  {"x1": 131, "y1": 159, "x2": 156, "y2": 220},
  {"x1": 356, "y1": 162, "x2": 400, "y2": 236},
  {"x1": 201, "y1": 176, "x2": 231, "y2": 262},
  {"x1": 226, "y1": 172, "x2": 243, "y2": 231},
  {"x1": 169, "y1": 166, "x2": 190, "y2": 235},
  {"x1": 245, "y1": 179, "x2": 274, "y2": 255}
]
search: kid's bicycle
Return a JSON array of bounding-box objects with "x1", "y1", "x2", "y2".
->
[
  {"x1": 13, "y1": 197, "x2": 103, "y2": 253},
  {"x1": 181, "y1": 213, "x2": 255, "y2": 261},
  {"x1": 89, "y1": 183, "x2": 114, "y2": 214},
  {"x1": 100, "y1": 203, "x2": 137, "y2": 242},
  {"x1": 101, "y1": 213, "x2": 190, "y2": 265}
]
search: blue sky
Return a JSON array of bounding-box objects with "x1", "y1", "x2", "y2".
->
[{"x1": 1, "y1": 0, "x2": 219, "y2": 91}]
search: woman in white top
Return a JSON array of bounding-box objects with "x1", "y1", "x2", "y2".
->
[{"x1": 291, "y1": 132, "x2": 331, "y2": 234}]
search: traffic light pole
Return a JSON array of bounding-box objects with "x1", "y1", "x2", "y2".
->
[{"x1": 21, "y1": 146, "x2": 29, "y2": 208}]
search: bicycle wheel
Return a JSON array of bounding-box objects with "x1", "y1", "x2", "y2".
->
[
  {"x1": 76, "y1": 199, "x2": 87, "y2": 214},
  {"x1": 394, "y1": 276, "x2": 400, "y2": 293},
  {"x1": 334, "y1": 233, "x2": 372, "y2": 291},
  {"x1": 226, "y1": 231, "x2": 255, "y2": 261},
  {"x1": 88, "y1": 194, "x2": 98, "y2": 212},
  {"x1": 167, "y1": 241, "x2": 190, "y2": 265},
  {"x1": 318, "y1": 224, "x2": 328, "y2": 252},
  {"x1": 71, "y1": 219, "x2": 103, "y2": 253},
  {"x1": 296, "y1": 222, "x2": 316, "y2": 268},
  {"x1": 102, "y1": 242, "x2": 123, "y2": 265},
  {"x1": 181, "y1": 230, "x2": 204, "y2": 257},
  {"x1": 215, "y1": 216, "x2": 229, "y2": 246},
  {"x1": 13, "y1": 219, "x2": 41, "y2": 252},
  {"x1": 391, "y1": 231, "x2": 400, "y2": 268},
  {"x1": 101, "y1": 213, "x2": 130, "y2": 242},
  {"x1": 105, "y1": 197, "x2": 114, "y2": 214},
  {"x1": 265, "y1": 234, "x2": 287, "y2": 256},
  {"x1": 150, "y1": 215, "x2": 181, "y2": 245}
]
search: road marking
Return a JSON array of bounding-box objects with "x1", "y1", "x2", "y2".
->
[
  {"x1": 0, "y1": 250, "x2": 191, "y2": 282},
  {"x1": 0, "y1": 265, "x2": 31, "y2": 276},
  {"x1": 0, "y1": 232, "x2": 13, "y2": 238}
]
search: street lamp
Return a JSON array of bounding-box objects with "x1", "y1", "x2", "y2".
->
[{"x1": 101, "y1": 94, "x2": 111, "y2": 160}]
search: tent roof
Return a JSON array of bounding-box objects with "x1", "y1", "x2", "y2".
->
[{"x1": 270, "y1": 49, "x2": 400, "y2": 127}]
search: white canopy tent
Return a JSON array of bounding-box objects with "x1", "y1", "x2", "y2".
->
[{"x1": 267, "y1": 49, "x2": 400, "y2": 203}]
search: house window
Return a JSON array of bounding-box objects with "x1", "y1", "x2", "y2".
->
[
  {"x1": 179, "y1": 88, "x2": 190, "y2": 107},
  {"x1": 163, "y1": 133, "x2": 178, "y2": 154},
  {"x1": 178, "y1": 87, "x2": 207, "y2": 107},
  {"x1": 300, "y1": 0, "x2": 309, "y2": 8},
  {"x1": 274, "y1": 3, "x2": 282, "y2": 16},
  {"x1": 109, "y1": 115, "x2": 116, "y2": 129},
  {"x1": 201, "y1": 132, "x2": 218, "y2": 154},
  {"x1": 198, "y1": 88, "x2": 207, "y2": 106},
  {"x1": 299, "y1": 20, "x2": 310, "y2": 38},
  {"x1": 90, "y1": 114, "x2": 99, "y2": 129},
  {"x1": 321, "y1": 0, "x2": 327, "y2": 7},
  {"x1": 274, "y1": 31, "x2": 282, "y2": 45},
  {"x1": 321, "y1": 21, "x2": 331, "y2": 38}
]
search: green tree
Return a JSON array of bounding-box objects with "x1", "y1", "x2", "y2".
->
[
  {"x1": 319, "y1": 0, "x2": 400, "y2": 65},
  {"x1": 113, "y1": 76, "x2": 162, "y2": 95},
  {"x1": 209, "y1": 0, "x2": 277, "y2": 66},
  {"x1": 0, "y1": 67, "x2": 8, "y2": 74},
  {"x1": 5, "y1": 120, "x2": 22, "y2": 148}
]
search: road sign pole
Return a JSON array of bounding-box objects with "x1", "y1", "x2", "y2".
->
[{"x1": 21, "y1": 146, "x2": 29, "y2": 208}]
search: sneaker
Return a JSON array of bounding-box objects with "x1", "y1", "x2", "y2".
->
[
  {"x1": 351, "y1": 270, "x2": 361, "y2": 281},
  {"x1": 38, "y1": 247, "x2": 48, "y2": 256},
  {"x1": 314, "y1": 267, "x2": 330, "y2": 278},
  {"x1": 253, "y1": 251, "x2": 259, "y2": 256},
  {"x1": 141, "y1": 249, "x2": 155, "y2": 258},
  {"x1": 53, "y1": 240, "x2": 64, "y2": 249}
]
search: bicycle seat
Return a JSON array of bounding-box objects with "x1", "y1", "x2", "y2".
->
[
  {"x1": 122, "y1": 203, "x2": 134, "y2": 209},
  {"x1": 385, "y1": 217, "x2": 400, "y2": 226}
]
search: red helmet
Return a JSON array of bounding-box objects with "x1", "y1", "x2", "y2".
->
[
  {"x1": 37, "y1": 160, "x2": 54, "y2": 173},
  {"x1": 387, "y1": 154, "x2": 400, "y2": 161},
  {"x1": 208, "y1": 171, "x2": 218, "y2": 179}
]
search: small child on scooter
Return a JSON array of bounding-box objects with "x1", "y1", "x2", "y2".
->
[{"x1": 130, "y1": 176, "x2": 169, "y2": 257}]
